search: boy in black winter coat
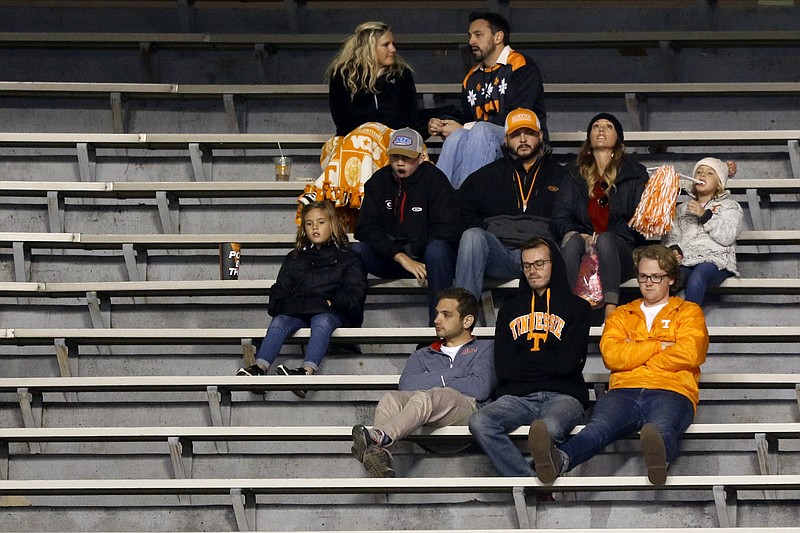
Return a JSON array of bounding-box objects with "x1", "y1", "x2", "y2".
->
[{"x1": 352, "y1": 128, "x2": 460, "y2": 325}]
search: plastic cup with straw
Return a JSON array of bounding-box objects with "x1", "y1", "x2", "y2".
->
[{"x1": 274, "y1": 142, "x2": 292, "y2": 181}]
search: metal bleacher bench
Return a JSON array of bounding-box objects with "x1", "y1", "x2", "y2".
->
[
  {"x1": 0, "y1": 420, "x2": 797, "y2": 523},
  {"x1": 2, "y1": 81, "x2": 799, "y2": 98},
  {"x1": 0, "y1": 278, "x2": 797, "y2": 335},
  {"x1": 0, "y1": 474, "x2": 798, "y2": 529},
  {"x1": 3, "y1": 81, "x2": 800, "y2": 134},
  {"x1": 2, "y1": 372, "x2": 796, "y2": 396},
  {"x1": 0, "y1": 177, "x2": 796, "y2": 238},
  {"x1": 3, "y1": 29, "x2": 800, "y2": 50},
  {"x1": 3, "y1": 178, "x2": 796, "y2": 198},
  {"x1": 0, "y1": 130, "x2": 797, "y2": 150},
  {"x1": 0, "y1": 180, "x2": 308, "y2": 235},
  {"x1": 5, "y1": 372, "x2": 799, "y2": 433},
  {"x1": 0, "y1": 131, "x2": 798, "y2": 184},
  {"x1": 2, "y1": 276, "x2": 798, "y2": 298},
  {"x1": 1, "y1": 418, "x2": 797, "y2": 473},
  {"x1": 1, "y1": 324, "x2": 798, "y2": 377},
  {"x1": 1, "y1": 231, "x2": 782, "y2": 248},
  {"x1": 1, "y1": 230, "x2": 798, "y2": 284}
]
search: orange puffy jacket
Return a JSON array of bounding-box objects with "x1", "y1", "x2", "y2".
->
[{"x1": 599, "y1": 296, "x2": 709, "y2": 410}]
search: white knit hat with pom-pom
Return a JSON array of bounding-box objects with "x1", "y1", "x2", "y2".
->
[{"x1": 692, "y1": 157, "x2": 736, "y2": 188}]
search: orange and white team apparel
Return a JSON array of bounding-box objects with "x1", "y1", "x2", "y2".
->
[
  {"x1": 297, "y1": 122, "x2": 427, "y2": 230},
  {"x1": 599, "y1": 295, "x2": 709, "y2": 409}
]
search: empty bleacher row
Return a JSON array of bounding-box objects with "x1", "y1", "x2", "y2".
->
[
  {"x1": 2, "y1": 2, "x2": 800, "y2": 531},
  {"x1": 3, "y1": 0, "x2": 796, "y2": 34},
  {"x1": 1, "y1": 475, "x2": 798, "y2": 530},
  {"x1": 3, "y1": 81, "x2": 800, "y2": 134},
  {"x1": 5, "y1": 29, "x2": 800, "y2": 50}
]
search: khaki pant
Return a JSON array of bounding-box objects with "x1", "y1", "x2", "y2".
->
[{"x1": 373, "y1": 388, "x2": 477, "y2": 442}]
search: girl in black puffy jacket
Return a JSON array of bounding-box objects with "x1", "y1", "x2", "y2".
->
[{"x1": 236, "y1": 201, "x2": 367, "y2": 390}]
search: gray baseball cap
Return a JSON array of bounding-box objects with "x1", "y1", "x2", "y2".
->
[{"x1": 387, "y1": 128, "x2": 423, "y2": 158}]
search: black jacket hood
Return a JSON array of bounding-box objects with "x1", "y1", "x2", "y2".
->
[
  {"x1": 494, "y1": 236, "x2": 592, "y2": 405},
  {"x1": 515, "y1": 238, "x2": 572, "y2": 298}
]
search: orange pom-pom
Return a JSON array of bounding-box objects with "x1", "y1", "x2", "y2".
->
[{"x1": 628, "y1": 165, "x2": 680, "y2": 238}]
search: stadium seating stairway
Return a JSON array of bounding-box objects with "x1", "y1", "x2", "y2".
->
[{"x1": 1, "y1": 1, "x2": 800, "y2": 531}]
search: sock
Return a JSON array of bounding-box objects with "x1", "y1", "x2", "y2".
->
[{"x1": 370, "y1": 428, "x2": 392, "y2": 447}]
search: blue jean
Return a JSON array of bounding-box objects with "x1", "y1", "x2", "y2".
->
[
  {"x1": 561, "y1": 231, "x2": 635, "y2": 306},
  {"x1": 559, "y1": 388, "x2": 695, "y2": 472},
  {"x1": 455, "y1": 228, "x2": 521, "y2": 301},
  {"x1": 350, "y1": 240, "x2": 455, "y2": 326},
  {"x1": 469, "y1": 392, "x2": 585, "y2": 477},
  {"x1": 255, "y1": 313, "x2": 343, "y2": 371},
  {"x1": 436, "y1": 121, "x2": 505, "y2": 189},
  {"x1": 680, "y1": 263, "x2": 732, "y2": 306}
]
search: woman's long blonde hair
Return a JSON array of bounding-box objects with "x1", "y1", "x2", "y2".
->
[
  {"x1": 576, "y1": 138, "x2": 626, "y2": 198},
  {"x1": 295, "y1": 201, "x2": 350, "y2": 253},
  {"x1": 326, "y1": 21, "x2": 412, "y2": 96}
]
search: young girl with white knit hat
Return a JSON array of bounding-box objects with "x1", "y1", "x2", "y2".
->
[{"x1": 663, "y1": 157, "x2": 743, "y2": 306}]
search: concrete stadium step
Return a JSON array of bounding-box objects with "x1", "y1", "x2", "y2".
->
[
  {"x1": 0, "y1": 501, "x2": 797, "y2": 530},
  {"x1": 0, "y1": 474, "x2": 799, "y2": 529},
  {"x1": 2, "y1": 82, "x2": 800, "y2": 137}
]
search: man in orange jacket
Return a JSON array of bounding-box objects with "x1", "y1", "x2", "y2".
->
[{"x1": 530, "y1": 244, "x2": 709, "y2": 486}]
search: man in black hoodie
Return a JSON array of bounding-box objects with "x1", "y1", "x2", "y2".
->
[
  {"x1": 455, "y1": 109, "x2": 566, "y2": 304},
  {"x1": 353, "y1": 128, "x2": 460, "y2": 325},
  {"x1": 469, "y1": 237, "x2": 591, "y2": 477}
]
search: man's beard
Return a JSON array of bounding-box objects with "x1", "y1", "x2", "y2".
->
[{"x1": 513, "y1": 144, "x2": 541, "y2": 163}]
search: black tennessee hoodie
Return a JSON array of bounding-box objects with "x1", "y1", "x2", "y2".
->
[{"x1": 493, "y1": 239, "x2": 592, "y2": 407}]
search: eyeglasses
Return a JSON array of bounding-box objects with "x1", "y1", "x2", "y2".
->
[
  {"x1": 521, "y1": 259, "x2": 551, "y2": 272},
  {"x1": 637, "y1": 273, "x2": 668, "y2": 284}
]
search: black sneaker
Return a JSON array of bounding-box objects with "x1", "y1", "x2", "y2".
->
[
  {"x1": 236, "y1": 364, "x2": 266, "y2": 376},
  {"x1": 328, "y1": 343, "x2": 362, "y2": 355},
  {"x1": 275, "y1": 364, "x2": 309, "y2": 399},
  {"x1": 275, "y1": 364, "x2": 308, "y2": 376},
  {"x1": 351, "y1": 424, "x2": 372, "y2": 464}
]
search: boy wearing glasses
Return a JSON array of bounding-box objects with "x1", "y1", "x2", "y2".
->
[
  {"x1": 530, "y1": 244, "x2": 709, "y2": 486},
  {"x1": 469, "y1": 237, "x2": 591, "y2": 478}
]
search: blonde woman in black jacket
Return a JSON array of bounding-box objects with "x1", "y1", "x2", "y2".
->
[{"x1": 328, "y1": 21, "x2": 417, "y2": 137}]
